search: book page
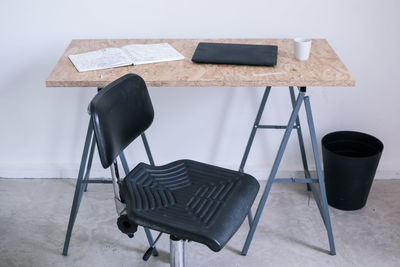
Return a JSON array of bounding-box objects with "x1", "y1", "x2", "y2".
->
[
  {"x1": 121, "y1": 43, "x2": 184, "y2": 65},
  {"x1": 68, "y1": 48, "x2": 133, "y2": 72}
]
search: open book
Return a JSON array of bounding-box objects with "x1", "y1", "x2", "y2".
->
[{"x1": 68, "y1": 43, "x2": 184, "y2": 72}]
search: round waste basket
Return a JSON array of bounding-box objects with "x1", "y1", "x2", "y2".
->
[{"x1": 321, "y1": 131, "x2": 383, "y2": 210}]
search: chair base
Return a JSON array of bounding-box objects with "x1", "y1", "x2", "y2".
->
[{"x1": 170, "y1": 235, "x2": 185, "y2": 267}]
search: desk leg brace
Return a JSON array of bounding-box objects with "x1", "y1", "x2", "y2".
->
[
  {"x1": 239, "y1": 86, "x2": 310, "y2": 225},
  {"x1": 240, "y1": 87, "x2": 335, "y2": 256},
  {"x1": 289, "y1": 87, "x2": 311, "y2": 191},
  {"x1": 140, "y1": 132, "x2": 159, "y2": 256},
  {"x1": 304, "y1": 96, "x2": 336, "y2": 255},
  {"x1": 62, "y1": 121, "x2": 158, "y2": 256},
  {"x1": 63, "y1": 122, "x2": 95, "y2": 256},
  {"x1": 239, "y1": 86, "x2": 271, "y2": 225}
]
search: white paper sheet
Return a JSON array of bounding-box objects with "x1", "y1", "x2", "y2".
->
[
  {"x1": 68, "y1": 48, "x2": 132, "y2": 72},
  {"x1": 122, "y1": 43, "x2": 184, "y2": 65}
]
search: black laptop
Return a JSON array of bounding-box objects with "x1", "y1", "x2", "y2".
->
[{"x1": 191, "y1": 42, "x2": 278, "y2": 66}]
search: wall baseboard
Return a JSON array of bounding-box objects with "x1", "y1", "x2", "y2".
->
[
  {"x1": 0, "y1": 163, "x2": 110, "y2": 179},
  {"x1": 0, "y1": 164, "x2": 399, "y2": 180},
  {"x1": 244, "y1": 169, "x2": 400, "y2": 180}
]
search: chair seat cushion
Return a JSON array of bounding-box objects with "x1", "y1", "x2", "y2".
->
[{"x1": 121, "y1": 159, "x2": 259, "y2": 252}]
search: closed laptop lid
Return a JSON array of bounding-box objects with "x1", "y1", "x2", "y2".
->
[{"x1": 191, "y1": 42, "x2": 278, "y2": 66}]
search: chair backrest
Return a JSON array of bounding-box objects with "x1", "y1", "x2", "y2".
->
[{"x1": 89, "y1": 74, "x2": 154, "y2": 168}]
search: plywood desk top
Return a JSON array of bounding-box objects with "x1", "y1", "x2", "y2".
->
[{"x1": 46, "y1": 39, "x2": 355, "y2": 88}]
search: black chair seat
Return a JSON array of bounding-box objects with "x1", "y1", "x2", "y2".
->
[{"x1": 121, "y1": 159, "x2": 259, "y2": 252}]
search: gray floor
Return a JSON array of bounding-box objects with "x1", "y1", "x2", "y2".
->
[{"x1": 0, "y1": 178, "x2": 399, "y2": 267}]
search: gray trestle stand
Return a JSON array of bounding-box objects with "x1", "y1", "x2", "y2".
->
[
  {"x1": 62, "y1": 87, "x2": 158, "y2": 256},
  {"x1": 239, "y1": 86, "x2": 336, "y2": 256}
]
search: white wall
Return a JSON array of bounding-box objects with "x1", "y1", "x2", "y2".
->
[{"x1": 0, "y1": 0, "x2": 399, "y2": 179}]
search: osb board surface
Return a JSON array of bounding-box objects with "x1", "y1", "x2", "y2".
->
[{"x1": 46, "y1": 39, "x2": 355, "y2": 87}]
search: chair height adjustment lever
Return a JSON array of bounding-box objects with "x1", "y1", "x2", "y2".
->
[{"x1": 143, "y1": 232, "x2": 163, "y2": 261}]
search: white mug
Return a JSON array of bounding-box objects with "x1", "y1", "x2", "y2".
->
[{"x1": 294, "y1": 38, "x2": 312, "y2": 61}]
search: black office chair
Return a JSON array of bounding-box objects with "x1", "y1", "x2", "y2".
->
[{"x1": 89, "y1": 73, "x2": 259, "y2": 266}]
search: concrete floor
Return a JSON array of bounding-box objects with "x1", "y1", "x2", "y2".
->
[{"x1": 0, "y1": 178, "x2": 399, "y2": 267}]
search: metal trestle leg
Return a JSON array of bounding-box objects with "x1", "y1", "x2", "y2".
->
[
  {"x1": 62, "y1": 120, "x2": 158, "y2": 256},
  {"x1": 239, "y1": 86, "x2": 335, "y2": 256}
]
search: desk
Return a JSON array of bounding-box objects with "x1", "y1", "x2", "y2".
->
[
  {"x1": 47, "y1": 39, "x2": 353, "y2": 87},
  {"x1": 47, "y1": 39, "x2": 355, "y2": 256}
]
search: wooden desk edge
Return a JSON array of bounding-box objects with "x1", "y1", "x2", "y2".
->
[
  {"x1": 45, "y1": 79, "x2": 355, "y2": 88},
  {"x1": 46, "y1": 38, "x2": 356, "y2": 88}
]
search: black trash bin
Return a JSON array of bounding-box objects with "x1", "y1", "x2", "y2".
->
[{"x1": 321, "y1": 131, "x2": 383, "y2": 210}]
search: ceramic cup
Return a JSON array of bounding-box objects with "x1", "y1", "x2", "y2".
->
[{"x1": 294, "y1": 38, "x2": 312, "y2": 61}]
